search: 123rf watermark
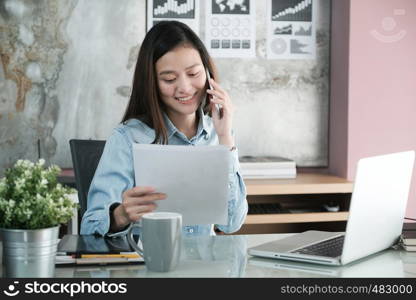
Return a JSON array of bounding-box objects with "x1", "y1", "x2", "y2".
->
[
  {"x1": 3, "y1": 281, "x2": 127, "y2": 297},
  {"x1": 281, "y1": 284, "x2": 413, "y2": 296}
]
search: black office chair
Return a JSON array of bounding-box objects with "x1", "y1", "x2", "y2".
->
[{"x1": 69, "y1": 139, "x2": 106, "y2": 229}]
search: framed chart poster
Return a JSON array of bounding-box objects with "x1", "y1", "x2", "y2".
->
[
  {"x1": 267, "y1": 0, "x2": 316, "y2": 59},
  {"x1": 205, "y1": 0, "x2": 256, "y2": 58}
]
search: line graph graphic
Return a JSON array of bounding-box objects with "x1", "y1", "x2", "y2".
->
[
  {"x1": 294, "y1": 25, "x2": 312, "y2": 36},
  {"x1": 153, "y1": 0, "x2": 195, "y2": 18},
  {"x1": 271, "y1": 0, "x2": 312, "y2": 22},
  {"x1": 274, "y1": 24, "x2": 292, "y2": 35}
]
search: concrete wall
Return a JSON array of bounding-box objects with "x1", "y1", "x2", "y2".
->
[{"x1": 0, "y1": 0, "x2": 331, "y2": 174}]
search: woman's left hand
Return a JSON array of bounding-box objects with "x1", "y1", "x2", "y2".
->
[{"x1": 207, "y1": 78, "x2": 235, "y2": 148}]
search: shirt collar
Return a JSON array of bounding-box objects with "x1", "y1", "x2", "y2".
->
[{"x1": 162, "y1": 108, "x2": 209, "y2": 140}]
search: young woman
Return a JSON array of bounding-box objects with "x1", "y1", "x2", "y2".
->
[{"x1": 81, "y1": 21, "x2": 247, "y2": 237}]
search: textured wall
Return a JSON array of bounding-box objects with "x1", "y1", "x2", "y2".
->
[
  {"x1": 0, "y1": 0, "x2": 78, "y2": 171},
  {"x1": 0, "y1": 0, "x2": 330, "y2": 174}
]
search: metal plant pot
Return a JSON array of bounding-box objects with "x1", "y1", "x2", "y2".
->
[{"x1": 0, "y1": 226, "x2": 60, "y2": 277}]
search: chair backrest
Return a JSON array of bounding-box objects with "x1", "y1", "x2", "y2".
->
[{"x1": 69, "y1": 139, "x2": 105, "y2": 226}]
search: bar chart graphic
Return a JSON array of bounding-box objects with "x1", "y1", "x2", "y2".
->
[
  {"x1": 271, "y1": 0, "x2": 312, "y2": 22},
  {"x1": 147, "y1": 0, "x2": 199, "y2": 34},
  {"x1": 153, "y1": 0, "x2": 195, "y2": 18}
]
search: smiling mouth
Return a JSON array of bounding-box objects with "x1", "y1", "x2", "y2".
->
[{"x1": 175, "y1": 93, "x2": 197, "y2": 103}]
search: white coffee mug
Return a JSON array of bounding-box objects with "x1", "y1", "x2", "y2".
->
[{"x1": 127, "y1": 212, "x2": 182, "y2": 272}]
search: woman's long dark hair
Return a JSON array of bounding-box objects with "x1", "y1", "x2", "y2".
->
[{"x1": 122, "y1": 21, "x2": 216, "y2": 144}]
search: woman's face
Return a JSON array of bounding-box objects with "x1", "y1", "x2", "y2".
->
[{"x1": 155, "y1": 45, "x2": 207, "y2": 119}]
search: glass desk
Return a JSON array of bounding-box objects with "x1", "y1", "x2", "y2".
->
[{"x1": 1, "y1": 234, "x2": 415, "y2": 278}]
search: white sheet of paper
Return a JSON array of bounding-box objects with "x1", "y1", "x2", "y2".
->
[{"x1": 133, "y1": 144, "x2": 229, "y2": 226}]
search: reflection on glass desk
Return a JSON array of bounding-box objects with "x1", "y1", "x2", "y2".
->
[
  {"x1": 1, "y1": 234, "x2": 415, "y2": 278},
  {"x1": 247, "y1": 251, "x2": 416, "y2": 278}
]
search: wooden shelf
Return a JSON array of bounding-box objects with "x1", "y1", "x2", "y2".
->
[
  {"x1": 235, "y1": 173, "x2": 353, "y2": 234},
  {"x1": 245, "y1": 173, "x2": 353, "y2": 195},
  {"x1": 245, "y1": 212, "x2": 349, "y2": 224}
]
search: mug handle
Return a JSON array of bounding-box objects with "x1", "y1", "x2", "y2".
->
[{"x1": 127, "y1": 222, "x2": 143, "y2": 256}]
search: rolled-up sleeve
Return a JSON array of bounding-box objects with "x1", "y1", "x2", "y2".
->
[
  {"x1": 80, "y1": 129, "x2": 134, "y2": 236},
  {"x1": 216, "y1": 148, "x2": 248, "y2": 233}
]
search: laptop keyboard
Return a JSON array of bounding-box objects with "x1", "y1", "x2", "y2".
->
[{"x1": 292, "y1": 235, "x2": 345, "y2": 258}]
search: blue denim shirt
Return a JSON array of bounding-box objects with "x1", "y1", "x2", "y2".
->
[{"x1": 80, "y1": 110, "x2": 248, "y2": 237}]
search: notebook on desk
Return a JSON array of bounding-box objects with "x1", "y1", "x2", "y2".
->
[
  {"x1": 248, "y1": 151, "x2": 415, "y2": 266},
  {"x1": 58, "y1": 234, "x2": 138, "y2": 256},
  {"x1": 57, "y1": 235, "x2": 144, "y2": 265}
]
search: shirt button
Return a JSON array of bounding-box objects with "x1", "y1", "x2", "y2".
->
[{"x1": 187, "y1": 227, "x2": 194, "y2": 233}]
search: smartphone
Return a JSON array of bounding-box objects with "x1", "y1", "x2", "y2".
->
[{"x1": 205, "y1": 68, "x2": 222, "y2": 117}]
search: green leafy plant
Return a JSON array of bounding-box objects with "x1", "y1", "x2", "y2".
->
[{"x1": 0, "y1": 159, "x2": 77, "y2": 229}]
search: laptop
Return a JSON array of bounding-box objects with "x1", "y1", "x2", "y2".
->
[{"x1": 248, "y1": 151, "x2": 415, "y2": 266}]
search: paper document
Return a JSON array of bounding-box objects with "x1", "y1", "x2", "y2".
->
[{"x1": 132, "y1": 144, "x2": 229, "y2": 225}]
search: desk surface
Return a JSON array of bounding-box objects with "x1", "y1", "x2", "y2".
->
[{"x1": 1, "y1": 234, "x2": 415, "y2": 278}]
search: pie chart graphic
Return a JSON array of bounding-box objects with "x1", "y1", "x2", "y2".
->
[{"x1": 271, "y1": 38, "x2": 287, "y2": 55}]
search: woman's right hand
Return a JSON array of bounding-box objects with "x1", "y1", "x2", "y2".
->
[{"x1": 110, "y1": 186, "x2": 166, "y2": 232}]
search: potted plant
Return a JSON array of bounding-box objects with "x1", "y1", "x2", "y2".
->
[{"x1": 0, "y1": 159, "x2": 77, "y2": 277}]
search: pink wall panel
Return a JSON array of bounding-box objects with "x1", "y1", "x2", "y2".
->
[{"x1": 348, "y1": 0, "x2": 416, "y2": 218}]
